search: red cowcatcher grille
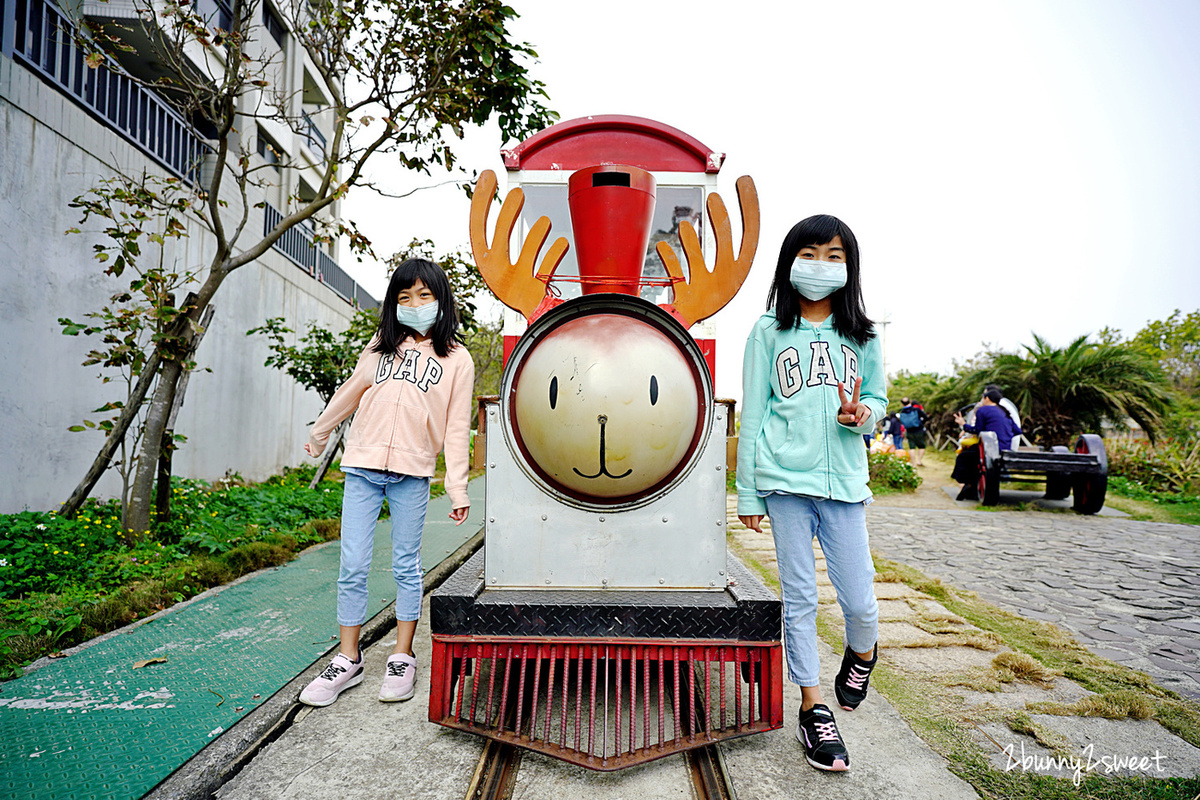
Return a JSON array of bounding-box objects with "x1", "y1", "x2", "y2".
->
[{"x1": 429, "y1": 637, "x2": 783, "y2": 771}]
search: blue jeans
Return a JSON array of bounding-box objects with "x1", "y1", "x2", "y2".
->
[
  {"x1": 765, "y1": 494, "x2": 879, "y2": 686},
  {"x1": 337, "y1": 468, "x2": 430, "y2": 626},
  {"x1": 892, "y1": 434, "x2": 905, "y2": 450}
]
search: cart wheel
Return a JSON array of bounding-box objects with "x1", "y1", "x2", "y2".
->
[
  {"x1": 1072, "y1": 435, "x2": 1108, "y2": 514},
  {"x1": 977, "y1": 432, "x2": 1001, "y2": 505},
  {"x1": 1044, "y1": 445, "x2": 1072, "y2": 499}
]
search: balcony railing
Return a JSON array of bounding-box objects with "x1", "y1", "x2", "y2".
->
[
  {"x1": 2, "y1": 0, "x2": 209, "y2": 184},
  {"x1": 302, "y1": 110, "x2": 326, "y2": 157},
  {"x1": 264, "y1": 201, "x2": 378, "y2": 310}
]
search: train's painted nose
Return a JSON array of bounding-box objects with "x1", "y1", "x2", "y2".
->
[{"x1": 512, "y1": 313, "x2": 701, "y2": 500}]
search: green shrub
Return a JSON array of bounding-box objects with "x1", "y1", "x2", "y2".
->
[
  {"x1": 1106, "y1": 437, "x2": 1200, "y2": 495},
  {"x1": 868, "y1": 452, "x2": 922, "y2": 492}
]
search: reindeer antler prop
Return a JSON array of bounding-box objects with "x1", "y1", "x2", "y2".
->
[
  {"x1": 656, "y1": 175, "x2": 759, "y2": 327},
  {"x1": 469, "y1": 170, "x2": 569, "y2": 320}
]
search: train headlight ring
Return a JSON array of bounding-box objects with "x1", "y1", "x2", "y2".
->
[{"x1": 501, "y1": 295, "x2": 713, "y2": 511}]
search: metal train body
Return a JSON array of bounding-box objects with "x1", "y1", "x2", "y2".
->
[{"x1": 429, "y1": 117, "x2": 783, "y2": 770}]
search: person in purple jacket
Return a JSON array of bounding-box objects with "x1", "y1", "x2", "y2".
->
[
  {"x1": 955, "y1": 388, "x2": 1017, "y2": 448},
  {"x1": 950, "y1": 387, "x2": 1020, "y2": 499}
]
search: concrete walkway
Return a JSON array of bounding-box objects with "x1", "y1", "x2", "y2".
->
[{"x1": 864, "y1": 507, "x2": 1200, "y2": 699}]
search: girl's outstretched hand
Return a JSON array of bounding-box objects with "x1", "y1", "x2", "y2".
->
[
  {"x1": 836, "y1": 378, "x2": 870, "y2": 426},
  {"x1": 739, "y1": 515, "x2": 763, "y2": 533},
  {"x1": 303, "y1": 442, "x2": 316, "y2": 458},
  {"x1": 449, "y1": 506, "x2": 469, "y2": 526}
]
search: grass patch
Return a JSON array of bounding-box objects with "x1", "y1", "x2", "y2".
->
[
  {"x1": 1030, "y1": 689, "x2": 1156, "y2": 721},
  {"x1": 1104, "y1": 477, "x2": 1200, "y2": 525},
  {"x1": 872, "y1": 554, "x2": 1200, "y2": 750},
  {"x1": 993, "y1": 651, "x2": 1059, "y2": 687}
]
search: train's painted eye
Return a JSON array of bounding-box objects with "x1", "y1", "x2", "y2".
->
[
  {"x1": 550, "y1": 375, "x2": 558, "y2": 409},
  {"x1": 650, "y1": 375, "x2": 658, "y2": 405}
]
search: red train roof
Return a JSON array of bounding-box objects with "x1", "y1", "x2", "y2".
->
[{"x1": 502, "y1": 115, "x2": 724, "y2": 174}]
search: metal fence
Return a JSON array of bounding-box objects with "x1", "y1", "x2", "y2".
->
[
  {"x1": 0, "y1": 0, "x2": 378, "y2": 312},
  {"x1": 302, "y1": 110, "x2": 326, "y2": 157},
  {"x1": 2, "y1": 0, "x2": 209, "y2": 184},
  {"x1": 263, "y1": 201, "x2": 378, "y2": 310}
]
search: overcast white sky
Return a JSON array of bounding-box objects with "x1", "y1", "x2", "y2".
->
[{"x1": 342, "y1": 0, "x2": 1200, "y2": 400}]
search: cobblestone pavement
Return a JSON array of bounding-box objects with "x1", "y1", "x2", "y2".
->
[{"x1": 863, "y1": 507, "x2": 1200, "y2": 700}]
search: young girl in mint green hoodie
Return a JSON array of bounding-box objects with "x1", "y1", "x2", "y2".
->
[{"x1": 737, "y1": 215, "x2": 885, "y2": 773}]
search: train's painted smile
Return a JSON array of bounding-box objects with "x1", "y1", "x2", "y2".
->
[{"x1": 572, "y1": 415, "x2": 633, "y2": 480}]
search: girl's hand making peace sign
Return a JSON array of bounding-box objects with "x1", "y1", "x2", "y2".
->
[{"x1": 836, "y1": 377, "x2": 870, "y2": 427}]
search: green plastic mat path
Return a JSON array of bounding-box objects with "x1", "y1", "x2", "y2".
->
[{"x1": 0, "y1": 477, "x2": 484, "y2": 800}]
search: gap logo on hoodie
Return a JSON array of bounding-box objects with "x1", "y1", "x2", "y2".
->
[
  {"x1": 374, "y1": 349, "x2": 444, "y2": 392},
  {"x1": 775, "y1": 342, "x2": 859, "y2": 399}
]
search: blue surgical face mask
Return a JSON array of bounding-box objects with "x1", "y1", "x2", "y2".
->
[
  {"x1": 790, "y1": 258, "x2": 847, "y2": 301},
  {"x1": 395, "y1": 300, "x2": 439, "y2": 335}
]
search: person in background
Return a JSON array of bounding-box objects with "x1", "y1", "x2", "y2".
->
[
  {"x1": 950, "y1": 387, "x2": 1016, "y2": 499},
  {"x1": 897, "y1": 398, "x2": 929, "y2": 466},
  {"x1": 883, "y1": 412, "x2": 905, "y2": 451}
]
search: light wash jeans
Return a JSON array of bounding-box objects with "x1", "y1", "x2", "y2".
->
[
  {"x1": 764, "y1": 493, "x2": 879, "y2": 687},
  {"x1": 337, "y1": 467, "x2": 430, "y2": 626}
]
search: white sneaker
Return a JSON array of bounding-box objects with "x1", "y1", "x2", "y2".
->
[
  {"x1": 379, "y1": 652, "x2": 417, "y2": 702},
  {"x1": 299, "y1": 651, "x2": 364, "y2": 707}
]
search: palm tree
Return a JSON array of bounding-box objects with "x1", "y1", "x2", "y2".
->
[{"x1": 951, "y1": 334, "x2": 1173, "y2": 446}]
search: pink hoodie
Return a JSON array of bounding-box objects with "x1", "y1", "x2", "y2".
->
[{"x1": 308, "y1": 337, "x2": 475, "y2": 509}]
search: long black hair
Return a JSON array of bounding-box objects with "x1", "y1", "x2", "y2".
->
[
  {"x1": 374, "y1": 258, "x2": 462, "y2": 358},
  {"x1": 766, "y1": 214, "x2": 875, "y2": 345}
]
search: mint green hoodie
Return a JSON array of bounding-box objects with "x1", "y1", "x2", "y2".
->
[{"x1": 736, "y1": 313, "x2": 887, "y2": 515}]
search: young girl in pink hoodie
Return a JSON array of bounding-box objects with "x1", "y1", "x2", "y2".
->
[{"x1": 299, "y1": 258, "x2": 475, "y2": 707}]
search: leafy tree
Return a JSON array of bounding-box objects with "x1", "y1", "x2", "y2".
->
[
  {"x1": 951, "y1": 334, "x2": 1173, "y2": 446},
  {"x1": 58, "y1": 0, "x2": 556, "y2": 536},
  {"x1": 886, "y1": 370, "x2": 947, "y2": 414},
  {"x1": 248, "y1": 309, "x2": 379, "y2": 404},
  {"x1": 1103, "y1": 309, "x2": 1199, "y2": 440},
  {"x1": 464, "y1": 319, "x2": 504, "y2": 403},
  {"x1": 58, "y1": 173, "x2": 201, "y2": 532},
  {"x1": 1128, "y1": 309, "x2": 1200, "y2": 391}
]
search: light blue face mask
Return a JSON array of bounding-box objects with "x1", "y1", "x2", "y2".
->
[
  {"x1": 395, "y1": 300, "x2": 439, "y2": 335},
  {"x1": 790, "y1": 258, "x2": 847, "y2": 301}
]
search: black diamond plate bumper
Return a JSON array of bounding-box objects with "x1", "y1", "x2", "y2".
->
[{"x1": 430, "y1": 549, "x2": 780, "y2": 641}]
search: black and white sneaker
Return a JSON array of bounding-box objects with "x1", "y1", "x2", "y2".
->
[
  {"x1": 796, "y1": 704, "x2": 850, "y2": 771},
  {"x1": 834, "y1": 644, "x2": 877, "y2": 710}
]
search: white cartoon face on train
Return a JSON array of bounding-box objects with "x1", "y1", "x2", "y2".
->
[{"x1": 512, "y1": 313, "x2": 701, "y2": 500}]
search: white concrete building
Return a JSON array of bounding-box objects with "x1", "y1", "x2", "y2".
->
[{"x1": 0, "y1": 0, "x2": 376, "y2": 512}]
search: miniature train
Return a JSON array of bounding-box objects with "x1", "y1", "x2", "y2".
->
[{"x1": 427, "y1": 117, "x2": 784, "y2": 770}]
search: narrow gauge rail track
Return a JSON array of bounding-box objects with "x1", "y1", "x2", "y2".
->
[
  {"x1": 461, "y1": 641, "x2": 739, "y2": 799},
  {"x1": 463, "y1": 741, "x2": 735, "y2": 800}
]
